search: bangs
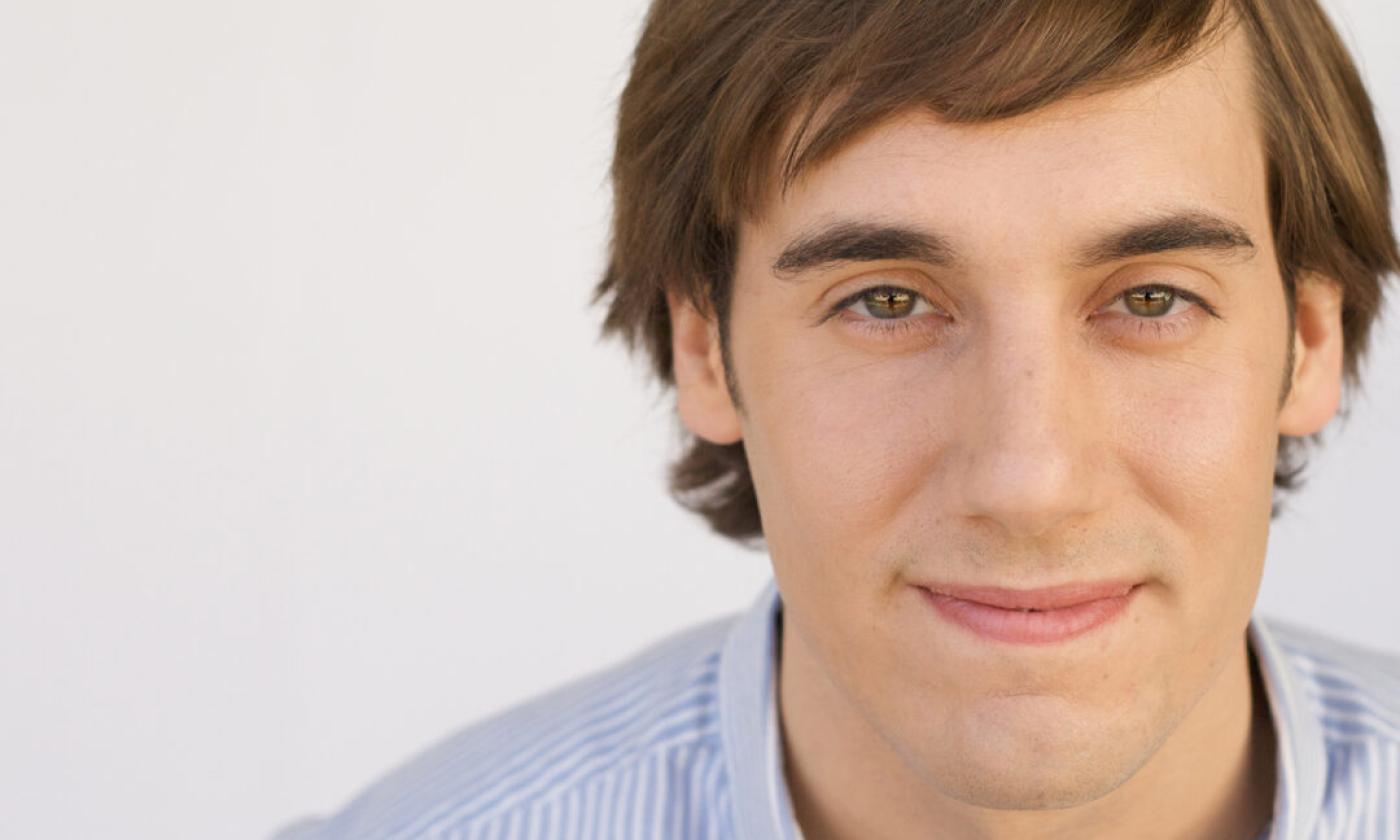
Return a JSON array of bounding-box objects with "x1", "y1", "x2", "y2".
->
[{"x1": 707, "y1": 0, "x2": 1233, "y2": 226}]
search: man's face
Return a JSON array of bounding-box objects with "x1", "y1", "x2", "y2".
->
[{"x1": 707, "y1": 29, "x2": 1326, "y2": 808}]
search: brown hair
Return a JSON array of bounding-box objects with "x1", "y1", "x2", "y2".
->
[{"x1": 594, "y1": 0, "x2": 1399, "y2": 543}]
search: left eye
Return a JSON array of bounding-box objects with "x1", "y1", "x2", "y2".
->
[{"x1": 1108, "y1": 285, "x2": 1194, "y2": 318}]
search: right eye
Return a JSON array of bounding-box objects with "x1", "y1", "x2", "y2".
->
[{"x1": 840, "y1": 286, "x2": 936, "y2": 320}]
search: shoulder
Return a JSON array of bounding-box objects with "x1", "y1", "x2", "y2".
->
[
  {"x1": 1260, "y1": 615, "x2": 1400, "y2": 744},
  {"x1": 272, "y1": 612, "x2": 739, "y2": 840}
]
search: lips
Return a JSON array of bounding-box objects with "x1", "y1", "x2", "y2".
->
[
  {"x1": 924, "y1": 580, "x2": 1139, "y2": 610},
  {"x1": 917, "y1": 580, "x2": 1142, "y2": 645}
]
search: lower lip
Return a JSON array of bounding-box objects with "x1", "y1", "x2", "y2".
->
[{"x1": 918, "y1": 585, "x2": 1140, "y2": 645}]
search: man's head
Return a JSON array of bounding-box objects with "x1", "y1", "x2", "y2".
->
[
  {"x1": 596, "y1": 0, "x2": 1395, "y2": 814},
  {"x1": 598, "y1": 0, "x2": 1396, "y2": 539}
]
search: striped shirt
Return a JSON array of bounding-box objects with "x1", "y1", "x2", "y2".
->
[{"x1": 272, "y1": 579, "x2": 1400, "y2": 839}]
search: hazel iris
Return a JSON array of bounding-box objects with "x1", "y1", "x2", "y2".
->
[
  {"x1": 863, "y1": 287, "x2": 916, "y2": 319},
  {"x1": 1125, "y1": 287, "x2": 1175, "y2": 317}
]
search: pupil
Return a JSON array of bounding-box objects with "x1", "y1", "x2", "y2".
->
[
  {"x1": 866, "y1": 288, "x2": 913, "y2": 319},
  {"x1": 1127, "y1": 288, "x2": 1173, "y2": 317}
]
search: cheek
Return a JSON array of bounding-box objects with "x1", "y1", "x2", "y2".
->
[
  {"x1": 741, "y1": 341, "x2": 956, "y2": 551},
  {"x1": 1109, "y1": 341, "x2": 1280, "y2": 603},
  {"x1": 1118, "y1": 362, "x2": 1274, "y2": 504},
  {"x1": 1122, "y1": 340, "x2": 1280, "y2": 504}
]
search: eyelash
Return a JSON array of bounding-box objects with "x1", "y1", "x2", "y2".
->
[{"x1": 828, "y1": 283, "x2": 1218, "y2": 341}]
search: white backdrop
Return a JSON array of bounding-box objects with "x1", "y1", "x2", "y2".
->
[{"x1": 0, "y1": 2, "x2": 1395, "y2": 838}]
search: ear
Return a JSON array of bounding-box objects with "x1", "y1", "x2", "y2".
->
[
  {"x1": 1277, "y1": 274, "x2": 1345, "y2": 436},
  {"x1": 668, "y1": 290, "x2": 743, "y2": 445}
]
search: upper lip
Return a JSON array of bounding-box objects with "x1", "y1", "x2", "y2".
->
[{"x1": 919, "y1": 580, "x2": 1141, "y2": 611}]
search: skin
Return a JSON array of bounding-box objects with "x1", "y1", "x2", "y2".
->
[{"x1": 668, "y1": 22, "x2": 1346, "y2": 840}]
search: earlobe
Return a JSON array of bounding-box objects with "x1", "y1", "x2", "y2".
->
[
  {"x1": 668, "y1": 291, "x2": 744, "y2": 445},
  {"x1": 1277, "y1": 275, "x2": 1345, "y2": 436}
]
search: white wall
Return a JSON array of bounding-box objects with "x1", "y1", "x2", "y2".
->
[{"x1": 0, "y1": 2, "x2": 1394, "y2": 838}]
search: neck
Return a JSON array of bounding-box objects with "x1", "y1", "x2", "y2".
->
[{"x1": 778, "y1": 618, "x2": 1277, "y2": 840}]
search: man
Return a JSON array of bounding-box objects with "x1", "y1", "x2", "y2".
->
[{"x1": 276, "y1": 0, "x2": 1399, "y2": 837}]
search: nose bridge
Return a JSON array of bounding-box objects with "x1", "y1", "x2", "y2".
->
[{"x1": 954, "y1": 302, "x2": 1099, "y2": 537}]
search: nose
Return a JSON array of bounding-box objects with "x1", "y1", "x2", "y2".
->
[{"x1": 949, "y1": 316, "x2": 1105, "y2": 542}]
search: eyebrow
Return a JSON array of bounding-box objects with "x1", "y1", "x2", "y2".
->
[
  {"x1": 769, "y1": 211, "x2": 1256, "y2": 278},
  {"x1": 1075, "y1": 211, "x2": 1256, "y2": 267},
  {"x1": 771, "y1": 221, "x2": 956, "y2": 277}
]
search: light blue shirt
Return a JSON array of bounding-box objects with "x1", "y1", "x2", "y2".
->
[{"x1": 273, "y1": 580, "x2": 1400, "y2": 839}]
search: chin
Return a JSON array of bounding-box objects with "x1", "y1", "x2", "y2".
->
[{"x1": 911, "y1": 695, "x2": 1168, "y2": 811}]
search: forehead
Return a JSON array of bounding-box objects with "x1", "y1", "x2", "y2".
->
[{"x1": 748, "y1": 25, "x2": 1267, "y2": 260}]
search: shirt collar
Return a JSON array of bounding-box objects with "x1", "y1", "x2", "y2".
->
[
  {"x1": 1249, "y1": 617, "x2": 1328, "y2": 840},
  {"x1": 718, "y1": 578, "x2": 1330, "y2": 840},
  {"x1": 719, "y1": 579, "x2": 802, "y2": 840}
]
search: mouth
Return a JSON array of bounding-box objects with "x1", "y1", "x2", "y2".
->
[{"x1": 915, "y1": 580, "x2": 1144, "y2": 645}]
